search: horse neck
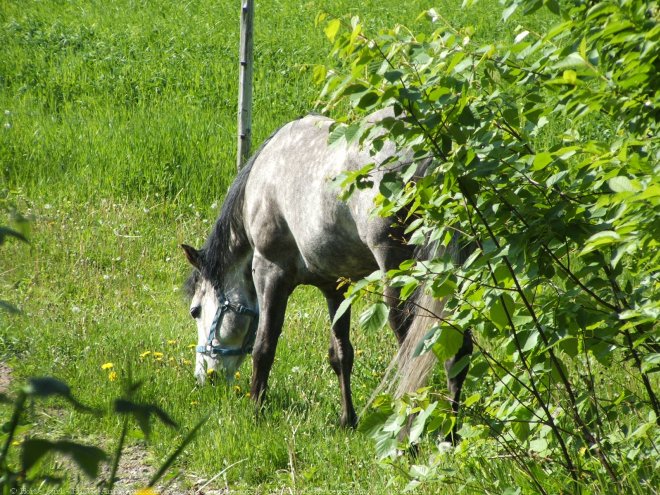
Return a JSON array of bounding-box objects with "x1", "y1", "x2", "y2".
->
[{"x1": 221, "y1": 229, "x2": 255, "y2": 300}]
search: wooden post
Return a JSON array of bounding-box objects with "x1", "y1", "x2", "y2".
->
[{"x1": 237, "y1": 0, "x2": 254, "y2": 169}]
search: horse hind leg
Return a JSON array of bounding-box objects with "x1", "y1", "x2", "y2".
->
[
  {"x1": 443, "y1": 329, "x2": 473, "y2": 444},
  {"x1": 325, "y1": 291, "x2": 357, "y2": 428}
]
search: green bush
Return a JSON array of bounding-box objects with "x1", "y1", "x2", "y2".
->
[{"x1": 319, "y1": 0, "x2": 658, "y2": 492}]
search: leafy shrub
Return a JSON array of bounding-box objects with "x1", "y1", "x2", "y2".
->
[{"x1": 318, "y1": 0, "x2": 658, "y2": 492}]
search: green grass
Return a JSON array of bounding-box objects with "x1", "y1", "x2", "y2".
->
[{"x1": 0, "y1": 0, "x2": 559, "y2": 493}]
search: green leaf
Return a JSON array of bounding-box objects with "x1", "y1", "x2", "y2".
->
[
  {"x1": 327, "y1": 125, "x2": 346, "y2": 147},
  {"x1": 544, "y1": 0, "x2": 561, "y2": 15},
  {"x1": 463, "y1": 392, "x2": 480, "y2": 407},
  {"x1": 324, "y1": 19, "x2": 341, "y2": 43},
  {"x1": 409, "y1": 401, "x2": 437, "y2": 443},
  {"x1": 641, "y1": 354, "x2": 660, "y2": 374},
  {"x1": 332, "y1": 297, "x2": 353, "y2": 327},
  {"x1": 562, "y1": 69, "x2": 577, "y2": 84},
  {"x1": 553, "y1": 52, "x2": 588, "y2": 70},
  {"x1": 359, "y1": 302, "x2": 389, "y2": 333},
  {"x1": 532, "y1": 152, "x2": 553, "y2": 170},
  {"x1": 529, "y1": 438, "x2": 548, "y2": 454},
  {"x1": 502, "y1": 3, "x2": 518, "y2": 21},
  {"x1": 608, "y1": 176, "x2": 641, "y2": 193},
  {"x1": 357, "y1": 91, "x2": 379, "y2": 109},
  {"x1": 580, "y1": 230, "x2": 621, "y2": 255},
  {"x1": 490, "y1": 294, "x2": 515, "y2": 330},
  {"x1": 431, "y1": 326, "x2": 465, "y2": 362},
  {"x1": 359, "y1": 406, "x2": 394, "y2": 437}
]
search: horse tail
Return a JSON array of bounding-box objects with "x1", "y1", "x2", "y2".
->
[
  {"x1": 395, "y1": 289, "x2": 446, "y2": 397},
  {"x1": 365, "y1": 237, "x2": 471, "y2": 408}
]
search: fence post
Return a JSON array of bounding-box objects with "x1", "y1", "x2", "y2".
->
[{"x1": 237, "y1": 0, "x2": 254, "y2": 169}]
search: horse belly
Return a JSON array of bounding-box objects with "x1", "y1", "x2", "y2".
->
[{"x1": 295, "y1": 210, "x2": 379, "y2": 284}]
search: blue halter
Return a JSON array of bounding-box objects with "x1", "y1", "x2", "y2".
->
[{"x1": 196, "y1": 292, "x2": 259, "y2": 357}]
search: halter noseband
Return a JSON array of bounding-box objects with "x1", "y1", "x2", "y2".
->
[{"x1": 195, "y1": 291, "x2": 259, "y2": 357}]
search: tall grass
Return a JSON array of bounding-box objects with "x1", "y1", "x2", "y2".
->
[{"x1": 0, "y1": 0, "x2": 549, "y2": 492}]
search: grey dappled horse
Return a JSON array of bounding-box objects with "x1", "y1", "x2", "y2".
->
[{"x1": 182, "y1": 109, "x2": 472, "y2": 436}]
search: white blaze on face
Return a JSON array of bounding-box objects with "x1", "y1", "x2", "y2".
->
[
  {"x1": 191, "y1": 279, "x2": 220, "y2": 383},
  {"x1": 190, "y1": 278, "x2": 251, "y2": 383}
]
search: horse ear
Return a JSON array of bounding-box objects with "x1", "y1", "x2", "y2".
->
[{"x1": 181, "y1": 244, "x2": 201, "y2": 270}]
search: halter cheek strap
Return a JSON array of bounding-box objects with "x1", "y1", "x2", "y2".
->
[{"x1": 196, "y1": 292, "x2": 259, "y2": 357}]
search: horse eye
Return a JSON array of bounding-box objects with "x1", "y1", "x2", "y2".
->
[{"x1": 190, "y1": 305, "x2": 201, "y2": 319}]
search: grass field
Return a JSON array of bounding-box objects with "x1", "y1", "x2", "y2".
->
[{"x1": 1, "y1": 1, "x2": 557, "y2": 493}]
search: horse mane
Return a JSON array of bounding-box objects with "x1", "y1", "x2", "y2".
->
[
  {"x1": 199, "y1": 156, "x2": 255, "y2": 283},
  {"x1": 197, "y1": 123, "x2": 291, "y2": 285}
]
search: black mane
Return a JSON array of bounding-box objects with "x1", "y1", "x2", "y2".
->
[
  {"x1": 186, "y1": 126, "x2": 285, "y2": 292},
  {"x1": 199, "y1": 156, "x2": 255, "y2": 283}
]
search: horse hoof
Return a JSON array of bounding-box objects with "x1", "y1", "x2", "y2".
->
[{"x1": 340, "y1": 413, "x2": 358, "y2": 429}]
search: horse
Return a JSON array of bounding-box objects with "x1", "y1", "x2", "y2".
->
[{"x1": 181, "y1": 109, "x2": 472, "y2": 438}]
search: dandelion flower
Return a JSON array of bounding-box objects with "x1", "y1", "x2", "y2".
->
[
  {"x1": 207, "y1": 368, "x2": 216, "y2": 376},
  {"x1": 183, "y1": 359, "x2": 192, "y2": 366},
  {"x1": 11, "y1": 440, "x2": 20, "y2": 447},
  {"x1": 101, "y1": 362, "x2": 114, "y2": 370},
  {"x1": 134, "y1": 488, "x2": 159, "y2": 495},
  {"x1": 108, "y1": 371, "x2": 118, "y2": 382},
  {"x1": 233, "y1": 385, "x2": 241, "y2": 394},
  {"x1": 153, "y1": 352, "x2": 164, "y2": 361},
  {"x1": 167, "y1": 339, "x2": 177, "y2": 345},
  {"x1": 140, "y1": 351, "x2": 151, "y2": 358},
  {"x1": 187, "y1": 344, "x2": 196, "y2": 349},
  {"x1": 234, "y1": 371, "x2": 241, "y2": 380},
  {"x1": 190, "y1": 400, "x2": 199, "y2": 406}
]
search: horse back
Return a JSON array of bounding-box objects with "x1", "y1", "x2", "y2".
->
[{"x1": 243, "y1": 113, "x2": 404, "y2": 288}]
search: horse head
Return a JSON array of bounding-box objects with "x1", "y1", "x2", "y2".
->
[{"x1": 182, "y1": 244, "x2": 258, "y2": 384}]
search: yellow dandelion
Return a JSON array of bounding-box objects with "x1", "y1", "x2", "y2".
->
[
  {"x1": 245, "y1": 392, "x2": 251, "y2": 398},
  {"x1": 190, "y1": 400, "x2": 199, "y2": 406},
  {"x1": 134, "y1": 488, "x2": 159, "y2": 495},
  {"x1": 11, "y1": 440, "x2": 20, "y2": 447},
  {"x1": 234, "y1": 371, "x2": 241, "y2": 380},
  {"x1": 153, "y1": 352, "x2": 164, "y2": 358},
  {"x1": 187, "y1": 344, "x2": 196, "y2": 349},
  {"x1": 167, "y1": 339, "x2": 177, "y2": 345},
  {"x1": 207, "y1": 368, "x2": 216, "y2": 376},
  {"x1": 101, "y1": 362, "x2": 114, "y2": 370},
  {"x1": 140, "y1": 351, "x2": 151, "y2": 358},
  {"x1": 108, "y1": 371, "x2": 118, "y2": 382},
  {"x1": 182, "y1": 359, "x2": 192, "y2": 366},
  {"x1": 356, "y1": 349, "x2": 363, "y2": 356}
]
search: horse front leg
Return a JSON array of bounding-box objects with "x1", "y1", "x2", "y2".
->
[
  {"x1": 325, "y1": 291, "x2": 357, "y2": 428},
  {"x1": 250, "y1": 257, "x2": 290, "y2": 409}
]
